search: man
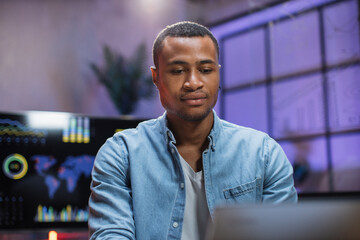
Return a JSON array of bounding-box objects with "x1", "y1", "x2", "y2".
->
[{"x1": 88, "y1": 21, "x2": 297, "y2": 240}]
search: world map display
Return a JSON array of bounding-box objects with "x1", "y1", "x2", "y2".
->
[{"x1": 31, "y1": 155, "x2": 95, "y2": 199}]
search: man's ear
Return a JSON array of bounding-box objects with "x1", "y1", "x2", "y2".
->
[{"x1": 150, "y1": 66, "x2": 158, "y2": 87}]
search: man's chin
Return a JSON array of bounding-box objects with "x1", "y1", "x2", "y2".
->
[{"x1": 175, "y1": 108, "x2": 213, "y2": 122}]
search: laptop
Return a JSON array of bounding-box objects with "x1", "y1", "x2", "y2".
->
[{"x1": 205, "y1": 200, "x2": 360, "y2": 240}]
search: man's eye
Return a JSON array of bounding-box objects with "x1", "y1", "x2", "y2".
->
[
  {"x1": 199, "y1": 68, "x2": 213, "y2": 74},
  {"x1": 171, "y1": 69, "x2": 184, "y2": 74}
]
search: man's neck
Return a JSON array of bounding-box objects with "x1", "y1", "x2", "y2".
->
[
  {"x1": 167, "y1": 112, "x2": 214, "y2": 172},
  {"x1": 167, "y1": 112, "x2": 213, "y2": 146}
]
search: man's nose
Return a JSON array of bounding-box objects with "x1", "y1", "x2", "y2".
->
[{"x1": 183, "y1": 70, "x2": 203, "y2": 90}]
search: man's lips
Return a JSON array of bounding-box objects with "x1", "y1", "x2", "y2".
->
[{"x1": 180, "y1": 93, "x2": 207, "y2": 105}]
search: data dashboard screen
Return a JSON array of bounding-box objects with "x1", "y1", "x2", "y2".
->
[{"x1": 0, "y1": 111, "x2": 143, "y2": 229}]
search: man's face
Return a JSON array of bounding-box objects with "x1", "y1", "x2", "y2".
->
[{"x1": 152, "y1": 36, "x2": 220, "y2": 122}]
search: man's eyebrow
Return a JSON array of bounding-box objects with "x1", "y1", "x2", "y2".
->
[
  {"x1": 167, "y1": 59, "x2": 217, "y2": 66},
  {"x1": 167, "y1": 60, "x2": 188, "y2": 66},
  {"x1": 198, "y1": 59, "x2": 216, "y2": 65}
]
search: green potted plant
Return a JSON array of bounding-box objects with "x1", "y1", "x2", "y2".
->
[{"x1": 90, "y1": 43, "x2": 154, "y2": 115}]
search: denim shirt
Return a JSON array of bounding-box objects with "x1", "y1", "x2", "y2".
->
[{"x1": 88, "y1": 111, "x2": 297, "y2": 240}]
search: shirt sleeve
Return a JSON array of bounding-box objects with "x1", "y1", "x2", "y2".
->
[
  {"x1": 88, "y1": 136, "x2": 135, "y2": 240},
  {"x1": 262, "y1": 135, "x2": 298, "y2": 203}
]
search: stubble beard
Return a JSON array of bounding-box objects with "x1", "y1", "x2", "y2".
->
[{"x1": 172, "y1": 106, "x2": 213, "y2": 122}]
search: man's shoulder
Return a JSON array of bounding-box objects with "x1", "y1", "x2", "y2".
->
[
  {"x1": 112, "y1": 117, "x2": 162, "y2": 140},
  {"x1": 219, "y1": 118, "x2": 269, "y2": 139}
]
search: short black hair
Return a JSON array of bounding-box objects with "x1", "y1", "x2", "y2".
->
[{"x1": 152, "y1": 21, "x2": 219, "y2": 68}]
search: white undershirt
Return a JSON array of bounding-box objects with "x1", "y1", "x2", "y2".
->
[{"x1": 179, "y1": 154, "x2": 210, "y2": 240}]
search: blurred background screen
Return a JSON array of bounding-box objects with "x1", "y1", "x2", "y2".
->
[{"x1": 0, "y1": 111, "x2": 143, "y2": 230}]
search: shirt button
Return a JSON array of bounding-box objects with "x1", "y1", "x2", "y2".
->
[
  {"x1": 173, "y1": 222, "x2": 179, "y2": 228},
  {"x1": 180, "y1": 183, "x2": 185, "y2": 189},
  {"x1": 171, "y1": 148, "x2": 175, "y2": 154}
]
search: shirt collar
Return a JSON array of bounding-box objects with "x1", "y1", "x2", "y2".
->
[
  {"x1": 158, "y1": 110, "x2": 221, "y2": 150},
  {"x1": 208, "y1": 110, "x2": 221, "y2": 151}
]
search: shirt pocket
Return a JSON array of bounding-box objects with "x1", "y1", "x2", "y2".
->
[{"x1": 223, "y1": 178, "x2": 262, "y2": 203}]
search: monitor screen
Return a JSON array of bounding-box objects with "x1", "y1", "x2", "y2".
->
[{"x1": 0, "y1": 111, "x2": 144, "y2": 230}]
